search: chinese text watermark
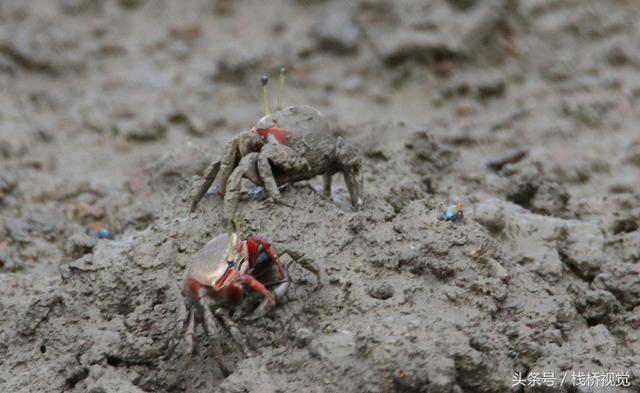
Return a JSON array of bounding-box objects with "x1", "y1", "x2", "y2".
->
[{"x1": 512, "y1": 371, "x2": 631, "y2": 387}]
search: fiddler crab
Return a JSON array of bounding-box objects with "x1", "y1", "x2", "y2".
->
[
  {"x1": 176, "y1": 220, "x2": 319, "y2": 377},
  {"x1": 191, "y1": 68, "x2": 363, "y2": 222},
  {"x1": 438, "y1": 201, "x2": 463, "y2": 222}
]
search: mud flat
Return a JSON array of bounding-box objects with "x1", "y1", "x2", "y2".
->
[{"x1": 0, "y1": 0, "x2": 638, "y2": 392}]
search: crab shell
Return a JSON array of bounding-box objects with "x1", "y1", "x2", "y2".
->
[
  {"x1": 253, "y1": 105, "x2": 342, "y2": 177},
  {"x1": 183, "y1": 234, "x2": 247, "y2": 306},
  {"x1": 254, "y1": 105, "x2": 330, "y2": 145},
  {"x1": 183, "y1": 233, "x2": 282, "y2": 308}
]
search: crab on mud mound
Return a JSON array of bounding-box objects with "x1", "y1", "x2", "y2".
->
[
  {"x1": 175, "y1": 226, "x2": 319, "y2": 378},
  {"x1": 190, "y1": 69, "x2": 363, "y2": 222}
]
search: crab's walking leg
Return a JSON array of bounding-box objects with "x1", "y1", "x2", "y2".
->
[
  {"x1": 336, "y1": 137, "x2": 363, "y2": 210},
  {"x1": 176, "y1": 308, "x2": 196, "y2": 375},
  {"x1": 190, "y1": 161, "x2": 220, "y2": 212},
  {"x1": 282, "y1": 249, "x2": 321, "y2": 286},
  {"x1": 183, "y1": 308, "x2": 196, "y2": 359},
  {"x1": 166, "y1": 307, "x2": 196, "y2": 390},
  {"x1": 200, "y1": 298, "x2": 231, "y2": 377},
  {"x1": 212, "y1": 138, "x2": 240, "y2": 197},
  {"x1": 257, "y1": 144, "x2": 310, "y2": 207},
  {"x1": 214, "y1": 308, "x2": 254, "y2": 356},
  {"x1": 223, "y1": 152, "x2": 261, "y2": 223},
  {"x1": 323, "y1": 173, "x2": 332, "y2": 198}
]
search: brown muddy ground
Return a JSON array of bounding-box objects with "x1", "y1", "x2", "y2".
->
[{"x1": 1, "y1": 1, "x2": 639, "y2": 392}]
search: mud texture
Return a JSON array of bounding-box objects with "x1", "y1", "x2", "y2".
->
[{"x1": 1, "y1": 1, "x2": 639, "y2": 392}]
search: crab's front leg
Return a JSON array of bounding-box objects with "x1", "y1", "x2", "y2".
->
[
  {"x1": 245, "y1": 249, "x2": 320, "y2": 320},
  {"x1": 244, "y1": 241, "x2": 320, "y2": 320},
  {"x1": 246, "y1": 280, "x2": 290, "y2": 320},
  {"x1": 257, "y1": 144, "x2": 311, "y2": 206},
  {"x1": 191, "y1": 132, "x2": 263, "y2": 213}
]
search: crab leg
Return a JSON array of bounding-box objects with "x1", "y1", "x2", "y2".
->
[
  {"x1": 214, "y1": 308, "x2": 254, "y2": 356},
  {"x1": 223, "y1": 152, "x2": 261, "y2": 222},
  {"x1": 245, "y1": 248, "x2": 322, "y2": 320},
  {"x1": 336, "y1": 137, "x2": 363, "y2": 210},
  {"x1": 343, "y1": 169, "x2": 361, "y2": 209},
  {"x1": 256, "y1": 144, "x2": 310, "y2": 207},
  {"x1": 190, "y1": 160, "x2": 220, "y2": 212},
  {"x1": 200, "y1": 298, "x2": 231, "y2": 377},
  {"x1": 281, "y1": 249, "x2": 321, "y2": 287},
  {"x1": 240, "y1": 274, "x2": 275, "y2": 304},
  {"x1": 247, "y1": 281, "x2": 289, "y2": 320},
  {"x1": 183, "y1": 308, "x2": 196, "y2": 358},
  {"x1": 323, "y1": 173, "x2": 332, "y2": 198},
  {"x1": 212, "y1": 138, "x2": 240, "y2": 197},
  {"x1": 174, "y1": 308, "x2": 196, "y2": 378}
]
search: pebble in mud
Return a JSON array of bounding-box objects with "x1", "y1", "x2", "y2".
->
[
  {"x1": 117, "y1": 118, "x2": 167, "y2": 141},
  {"x1": 96, "y1": 228, "x2": 112, "y2": 239},
  {"x1": 367, "y1": 284, "x2": 394, "y2": 300},
  {"x1": 65, "y1": 232, "x2": 97, "y2": 258},
  {"x1": 295, "y1": 328, "x2": 314, "y2": 348},
  {"x1": 481, "y1": 257, "x2": 509, "y2": 282}
]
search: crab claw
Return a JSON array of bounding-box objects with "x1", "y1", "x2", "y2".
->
[{"x1": 245, "y1": 283, "x2": 285, "y2": 321}]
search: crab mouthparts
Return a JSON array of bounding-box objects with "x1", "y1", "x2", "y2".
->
[{"x1": 214, "y1": 266, "x2": 238, "y2": 289}]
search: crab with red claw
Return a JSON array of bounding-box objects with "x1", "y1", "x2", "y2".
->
[
  {"x1": 174, "y1": 220, "x2": 320, "y2": 379},
  {"x1": 190, "y1": 68, "x2": 364, "y2": 222}
]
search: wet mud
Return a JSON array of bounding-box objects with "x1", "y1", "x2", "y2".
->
[{"x1": 1, "y1": 0, "x2": 639, "y2": 392}]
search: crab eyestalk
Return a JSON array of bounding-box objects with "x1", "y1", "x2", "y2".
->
[
  {"x1": 261, "y1": 75, "x2": 271, "y2": 116},
  {"x1": 276, "y1": 67, "x2": 287, "y2": 111}
]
